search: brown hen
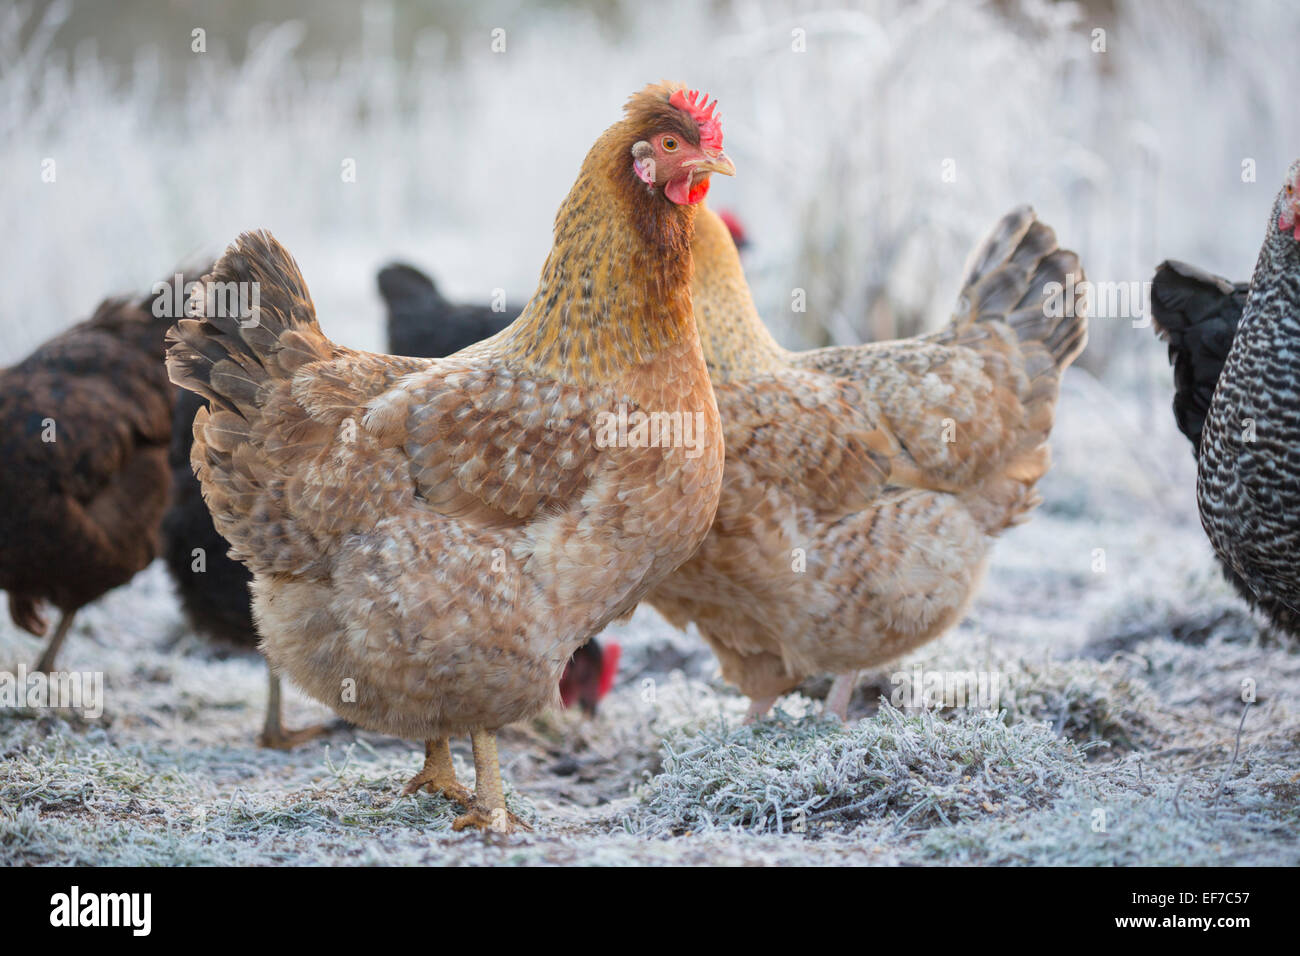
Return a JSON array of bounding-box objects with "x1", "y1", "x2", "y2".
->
[
  {"x1": 0, "y1": 285, "x2": 181, "y2": 672},
  {"x1": 648, "y1": 204, "x2": 1088, "y2": 719},
  {"x1": 165, "y1": 82, "x2": 731, "y2": 831}
]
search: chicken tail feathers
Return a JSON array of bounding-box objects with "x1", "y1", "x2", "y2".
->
[
  {"x1": 1149, "y1": 259, "x2": 1247, "y2": 455},
  {"x1": 166, "y1": 230, "x2": 333, "y2": 415},
  {"x1": 938, "y1": 208, "x2": 1089, "y2": 534},
  {"x1": 165, "y1": 231, "x2": 337, "y2": 577},
  {"x1": 954, "y1": 205, "x2": 1089, "y2": 373}
]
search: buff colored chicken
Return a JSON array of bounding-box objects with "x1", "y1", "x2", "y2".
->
[
  {"x1": 649, "y1": 204, "x2": 1088, "y2": 719},
  {"x1": 166, "y1": 83, "x2": 731, "y2": 831}
]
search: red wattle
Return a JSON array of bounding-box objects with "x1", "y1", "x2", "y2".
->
[
  {"x1": 666, "y1": 173, "x2": 711, "y2": 206},
  {"x1": 665, "y1": 173, "x2": 691, "y2": 205}
]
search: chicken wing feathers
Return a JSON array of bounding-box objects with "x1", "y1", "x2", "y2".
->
[
  {"x1": 380, "y1": 364, "x2": 607, "y2": 523},
  {"x1": 711, "y1": 370, "x2": 896, "y2": 516}
]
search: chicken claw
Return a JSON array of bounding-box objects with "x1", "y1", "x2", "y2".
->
[
  {"x1": 260, "y1": 723, "x2": 342, "y2": 751},
  {"x1": 260, "y1": 671, "x2": 347, "y2": 750},
  {"x1": 402, "y1": 738, "x2": 474, "y2": 808},
  {"x1": 744, "y1": 695, "x2": 778, "y2": 724},
  {"x1": 448, "y1": 730, "x2": 531, "y2": 834},
  {"x1": 9, "y1": 594, "x2": 49, "y2": 638},
  {"x1": 451, "y1": 804, "x2": 531, "y2": 835},
  {"x1": 825, "y1": 671, "x2": 859, "y2": 722}
]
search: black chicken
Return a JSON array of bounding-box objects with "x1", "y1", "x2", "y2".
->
[
  {"x1": 379, "y1": 263, "x2": 519, "y2": 358},
  {"x1": 164, "y1": 389, "x2": 255, "y2": 647},
  {"x1": 1152, "y1": 160, "x2": 1300, "y2": 636},
  {"x1": 0, "y1": 285, "x2": 178, "y2": 671}
]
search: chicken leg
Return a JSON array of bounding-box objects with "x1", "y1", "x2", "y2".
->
[
  {"x1": 34, "y1": 611, "x2": 76, "y2": 674},
  {"x1": 402, "y1": 738, "x2": 474, "y2": 808},
  {"x1": 744, "y1": 694, "x2": 778, "y2": 724},
  {"x1": 451, "y1": 730, "x2": 531, "y2": 833},
  {"x1": 259, "y1": 669, "x2": 344, "y2": 750},
  {"x1": 825, "y1": 671, "x2": 859, "y2": 721}
]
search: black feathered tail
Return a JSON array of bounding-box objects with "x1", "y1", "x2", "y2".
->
[{"x1": 1150, "y1": 260, "x2": 1248, "y2": 455}]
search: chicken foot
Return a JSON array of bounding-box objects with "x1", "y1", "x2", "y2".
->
[
  {"x1": 259, "y1": 670, "x2": 346, "y2": 750},
  {"x1": 402, "y1": 738, "x2": 474, "y2": 808},
  {"x1": 451, "y1": 730, "x2": 531, "y2": 834}
]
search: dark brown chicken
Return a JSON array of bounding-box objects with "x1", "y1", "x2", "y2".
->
[{"x1": 0, "y1": 285, "x2": 179, "y2": 671}]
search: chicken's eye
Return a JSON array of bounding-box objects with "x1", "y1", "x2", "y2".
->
[{"x1": 661, "y1": 136, "x2": 679, "y2": 152}]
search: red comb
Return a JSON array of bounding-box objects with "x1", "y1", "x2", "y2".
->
[{"x1": 669, "y1": 88, "x2": 724, "y2": 152}]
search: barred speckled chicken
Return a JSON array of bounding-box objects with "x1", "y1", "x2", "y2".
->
[
  {"x1": 1147, "y1": 257, "x2": 1300, "y2": 636},
  {"x1": 1191, "y1": 160, "x2": 1300, "y2": 637},
  {"x1": 165, "y1": 82, "x2": 733, "y2": 831},
  {"x1": 648, "y1": 204, "x2": 1088, "y2": 718}
]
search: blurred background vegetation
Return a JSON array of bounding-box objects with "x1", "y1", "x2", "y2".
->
[{"x1": 3, "y1": 0, "x2": 1297, "y2": 390}]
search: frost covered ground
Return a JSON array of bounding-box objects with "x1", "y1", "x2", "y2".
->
[
  {"x1": 2, "y1": 0, "x2": 1300, "y2": 865},
  {"x1": 3, "y1": 375, "x2": 1298, "y2": 866}
]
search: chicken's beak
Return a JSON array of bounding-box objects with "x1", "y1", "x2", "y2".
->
[{"x1": 687, "y1": 151, "x2": 736, "y2": 177}]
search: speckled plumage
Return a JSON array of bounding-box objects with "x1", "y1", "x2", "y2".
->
[
  {"x1": 165, "y1": 85, "x2": 724, "y2": 778},
  {"x1": 1195, "y1": 161, "x2": 1300, "y2": 636},
  {"x1": 1147, "y1": 258, "x2": 1300, "y2": 635},
  {"x1": 648, "y1": 205, "x2": 1088, "y2": 704}
]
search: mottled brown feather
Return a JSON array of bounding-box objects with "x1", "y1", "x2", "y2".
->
[
  {"x1": 648, "y1": 204, "x2": 1087, "y2": 700},
  {"x1": 165, "y1": 84, "x2": 726, "y2": 743}
]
